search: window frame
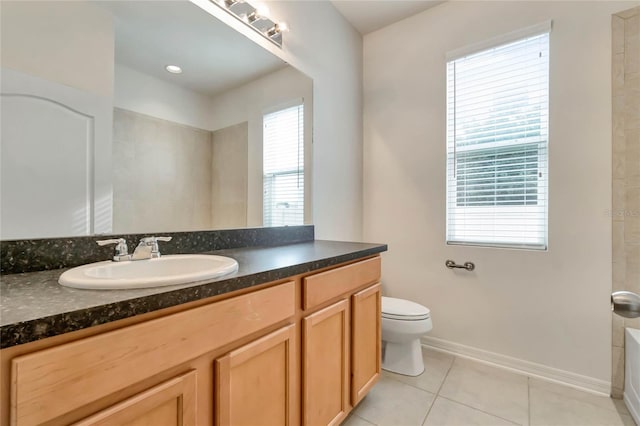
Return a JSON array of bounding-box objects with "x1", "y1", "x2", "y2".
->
[{"x1": 445, "y1": 22, "x2": 551, "y2": 251}]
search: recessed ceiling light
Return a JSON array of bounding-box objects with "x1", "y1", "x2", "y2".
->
[{"x1": 165, "y1": 65, "x2": 182, "y2": 74}]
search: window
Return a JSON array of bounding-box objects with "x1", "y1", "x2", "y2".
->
[
  {"x1": 446, "y1": 24, "x2": 550, "y2": 250},
  {"x1": 263, "y1": 103, "x2": 304, "y2": 227}
]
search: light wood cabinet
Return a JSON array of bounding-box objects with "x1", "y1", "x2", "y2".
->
[
  {"x1": 301, "y1": 283, "x2": 382, "y2": 426},
  {"x1": 300, "y1": 254, "x2": 382, "y2": 425},
  {"x1": 8, "y1": 281, "x2": 295, "y2": 426},
  {"x1": 1, "y1": 255, "x2": 382, "y2": 426},
  {"x1": 216, "y1": 324, "x2": 296, "y2": 426},
  {"x1": 351, "y1": 283, "x2": 382, "y2": 406},
  {"x1": 73, "y1": 370, "x2": 197, "y2": 426},
  {"x1": 303, "y1": 299, "x2": 350, "y2": 426},
  {"x1": 303, "y1": 257, "x2": 381, "y2": 310}
]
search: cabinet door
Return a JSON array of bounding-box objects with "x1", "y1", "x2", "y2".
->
[
  {"x1": 10, "y1": 282, "x2": 294, "y2": 426},
  {"x1": 216, "y1": 324, "x2": 296, "y2": 426},
  {"x1": 303, "y1": 299, "x2": 350, "y2": 426},
  {"x1": 73, "y1": 370, "x2": 196, "y2": 426},
  {"x1": 351, "y1": 283, "x2": 382, "y2": 406}
]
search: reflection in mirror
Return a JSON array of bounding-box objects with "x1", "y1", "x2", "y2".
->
[{"x1": 0, "y1": 0, "x2": 312, "y2": 240}]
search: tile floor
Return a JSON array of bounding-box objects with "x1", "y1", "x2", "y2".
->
[{"x1": 344, "y1": 348, "x2": 636, "y2": 426}]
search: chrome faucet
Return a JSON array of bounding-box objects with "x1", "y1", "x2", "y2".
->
[
  {"x1": 96, "y1": 238, "x2": 131, "y2": 262},
  {"x1": 132, "y1": 236, "x2": 172, "y2": 260},
  {"x1": 97, "y1": 236, "x2": 172, "y2": 262}
]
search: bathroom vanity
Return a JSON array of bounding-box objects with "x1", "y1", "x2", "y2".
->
[
  {"x1": 0, "y1": 239, "x2": 386, "y2": 426},
  {"x1": 0, "y1": 0, "x2": 381, "y2": 423}
]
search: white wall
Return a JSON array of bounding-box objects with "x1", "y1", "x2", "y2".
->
[
  {"x1": 363, "y1": 1, "x2": 639, "y2": 386},
  {"x1": 191, "y1": 0, "x2": 364, "y2": 241},
  {"x1": 0, "y1": 1, "x2": 113, "y2": 97},
  {"x1": 114, "y1": 64, "x2": 213, "y2": 130}
]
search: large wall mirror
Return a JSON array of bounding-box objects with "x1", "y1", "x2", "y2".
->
[{"x1": 0, "y1": 0, "x2": 313, "y2": 240}]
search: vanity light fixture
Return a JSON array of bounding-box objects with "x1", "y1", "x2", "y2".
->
[
  {"x1": 210, "y1": 0, "x2": 287, "y2": 47},
  {"x1": 267, "y1": 22, "x2": 288, "y2": 38},
  {"x1": 165, "y1": 65, "x2": 183, "y2": 74},
  {"x1": 245, "y1": 4, "x2": 269, "y2": 23}
]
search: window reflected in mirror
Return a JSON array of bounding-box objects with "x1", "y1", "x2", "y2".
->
[{"x1": 263, "y1": 103, "x2": 304, "y2": 227}]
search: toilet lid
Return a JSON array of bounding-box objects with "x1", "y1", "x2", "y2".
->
[{"x1": 382, "y1": 297, "x2": 430, "y2": 320}]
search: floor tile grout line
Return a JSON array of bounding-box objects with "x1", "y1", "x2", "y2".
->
[
  {"x1": 380, "y1": 372, "x2": 436, "y2": 394},
  {"x1": 354, "y1": 413, "x2": 375, "y2": 426},
  {"x1": 420, "y1": 354, "x2": 457, "y2": 426},
  {"x1": 380, "y1": 352, "x2": 455, "y2": 395},
  {"x1": 374, "y1": 349, "x2": 634, "y2": 426},
  {"x1": 437, "y1": 394, "x2": 522, "y2": 425},
  {"x1": 433, "y1": 355, "x2": 527, "y2": 426},
  {"x1": 419, "y1": 394, "x2": 437, "y2": 426},
  {"x1": 376, "y1": 372, "x2": 441, "y2": 426},
  {"x1": 436, "y1": 355, "x2": 456, "y2": 396}
]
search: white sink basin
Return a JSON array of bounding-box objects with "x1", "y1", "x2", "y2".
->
[{"x1": 58, "y1": 254, "x2": 238, "y2": 290}]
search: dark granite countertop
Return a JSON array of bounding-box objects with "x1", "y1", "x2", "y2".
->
[{"x1": 0, "y1": 240, "x2": 387, "y2": 349}]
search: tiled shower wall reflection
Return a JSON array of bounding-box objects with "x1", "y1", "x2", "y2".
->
[
  {"x1": 112, "y1": 108, "x2": 250, "y2": 234},
  {"x1": 112, "y1": 108, "x2": 213, "y2": 233},
  {"x1": 612, "y1": 6, "x2": 640, "y2": 398}
]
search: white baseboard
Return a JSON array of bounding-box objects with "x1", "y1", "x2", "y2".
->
[{"x1": 421, "y1": 336, "x2": 611, "y2": 396}]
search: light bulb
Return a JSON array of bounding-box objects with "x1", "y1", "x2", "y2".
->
[
  {"x1": 277, "y1": 22, "x2": 289, "y2": 32},
  {"x1": 254, "y1": 3, "x2": 270, "y2": 18}
]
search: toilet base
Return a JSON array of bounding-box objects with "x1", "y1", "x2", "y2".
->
[{"x1": 381, "y1": 338, "x2": 424, "y2": 376}]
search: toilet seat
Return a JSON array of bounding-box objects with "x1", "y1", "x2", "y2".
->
[{"x1": 382, "y1": 297, "x2": 430, "y2": 321}]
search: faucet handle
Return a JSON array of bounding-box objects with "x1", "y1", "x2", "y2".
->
[
  {"x1": 139, "y1": 236, "x2": 172, "y2": 244},
  {"x1": 139, "y1": 236, "x2": 172, "y2": 258},
  {"x1": 96, "y1": 238, "x2": 130, "y2": 261}
]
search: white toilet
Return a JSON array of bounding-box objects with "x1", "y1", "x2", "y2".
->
[{"x1": 381, "y1": 296, "x2": 432, "y2": 376}]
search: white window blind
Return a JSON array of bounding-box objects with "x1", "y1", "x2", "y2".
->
[
  {"x1": 263, "y1": 103, "x2": 304, "y2": 227},
  {"x1": 446, "y1": 28, "x2": 549, "y2": 250}
]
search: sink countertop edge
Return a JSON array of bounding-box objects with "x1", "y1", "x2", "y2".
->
[{"x1": 0, "y1": 240, "x2": 387, "y2": 349}]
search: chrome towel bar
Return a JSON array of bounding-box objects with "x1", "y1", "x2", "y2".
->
[{"x1": 445, "y1": 260, "x2": 475, "y2": 271}]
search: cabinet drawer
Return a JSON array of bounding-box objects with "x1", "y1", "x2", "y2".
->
[
  {"x1": 303, "y1": 257, "x2": 381, "y2": 310},
  {"x1": 11, "y1": 281, "x2": 295, "y2": 426},
  {"x1": 73, "y1": 370, "x2": 197, "y2": 426}
]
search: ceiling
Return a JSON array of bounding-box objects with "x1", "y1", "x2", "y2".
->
[
  {"x1": 95, "y1": 0, "x2": 443, "y2": 94},
  {"x1": 95, "y1": 1, "x2": 286, "y2": 96},
  {"x1": 330, "y1": 0, "x2": 444, "y2": 35}
]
